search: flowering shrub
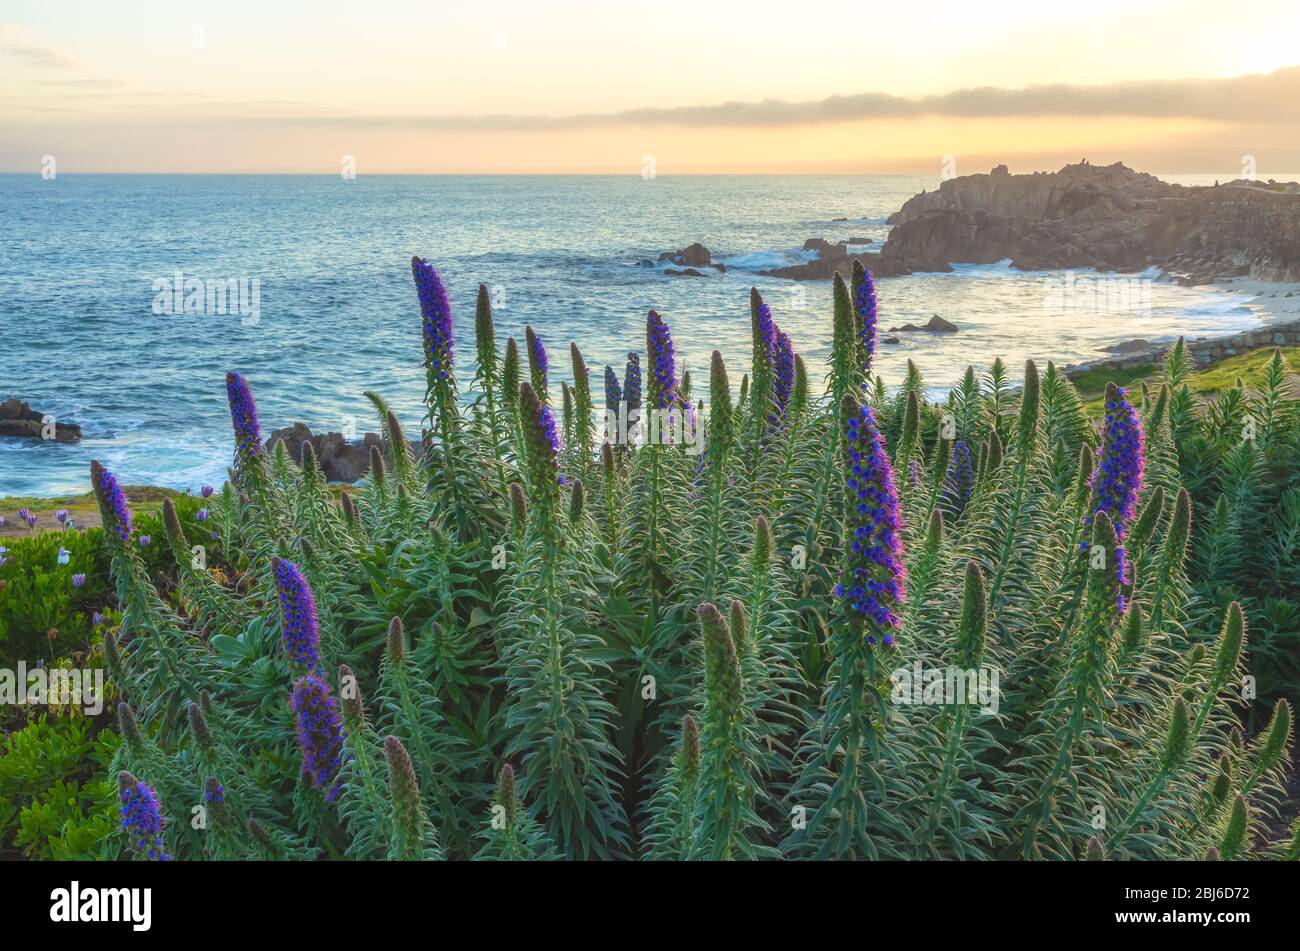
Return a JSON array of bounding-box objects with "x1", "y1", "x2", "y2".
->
[{"x1": 48, "y1": 262, "x2": 1300, "y2": 861}]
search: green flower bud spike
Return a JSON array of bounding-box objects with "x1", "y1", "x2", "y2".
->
[
  {"x1": 729, "y1": 598, "x2": 749, "y2": 655},
  {"x1": 1218, "y1": 794, "x2": 1249, "y2": 860},
  {"x1": 384, "y1": 734, "x2": 436, "y2": 861}
]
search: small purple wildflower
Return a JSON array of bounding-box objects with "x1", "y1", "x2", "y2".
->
[
  {"x1": 411, "y1": 257, "x2": 454, "y2": 379},
  {"x1": 93, "y1": 611, "x2": 104, "y2": 626},
  {"x1": 24, "y1": 513, "x2": 37, "y2": 529},
  {"x1": 289, "y1": 674, "x2": 346, "y2": 804},
  {"x1": 55, "y1": 509, "x2": 68, "y2": 524},
  {"x1": 90, "y1": 461, "x2": 133, "y2": 543},
  {"x1": 835, "y1": 399, "x2": 906, "y2": 633},
  {"x1": 138, "y1": 535, "x2": 151, "y2": 548},
  {"x1": 71, "y1": 573, "x2": 86, "y2": 589},
  {"x1": 272, "y1": 557, "x2": 322, "y2": 672},
  {"x1": 196, "y1": 508, "x2": 209, "y2": 523},
  {"x1": 118, "y1": 775, "x2": 170, "y2": 861},
  {"x1": 200, "y1": 484, "x2": 214, "y2": 498}
]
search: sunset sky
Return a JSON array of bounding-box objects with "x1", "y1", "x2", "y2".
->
[{"x1": 3, "y1": 0, "x2": 1300, "y2": 174}]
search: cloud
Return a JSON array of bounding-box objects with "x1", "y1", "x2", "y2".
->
[
  {"x1": 0, "y1": 23, "x2": 85, "y2": 70},
  {"x1": 250, "y1": 65, "x2": 1300, "y2": 130}
]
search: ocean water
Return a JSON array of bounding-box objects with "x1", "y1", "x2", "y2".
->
[{"x1": 0, "y1": 173, "x2": 1271, "y2": 497}]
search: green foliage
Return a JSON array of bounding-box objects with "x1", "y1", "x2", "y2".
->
[
  {"x1": 0, "y1": 715, "x2": 120, "y2": 859},
  {"x1": 0, "y1": 526, "x2": 108, "y2": 664},
  {"x1": 6, "y1": 274, "x2": 1296, "y2": 863}
]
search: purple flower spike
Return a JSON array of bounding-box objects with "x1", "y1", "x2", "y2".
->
[
  {"x1": 772, "y1": 329, "x2": 795, "y2": 419},
  {"x1": 943, "y1": 439, "x2": 975, "y2": 512},
  {"x1": 1091, "y1": 383, "x2": 1146, "y2": 539},
  {"x1": 525, "y1": 325, "x2": 549, "y2": 398},
  {"x1": 756, "y1": 303, "x2": 779, "y2": 364},
  {"x1": 225, "y1": 372, "x2": 265, "y2": 471},
  {"x1": 646, "y1": 310, "x2": 677, "y2": 410},
  {"x1": 90, "y1": 461, "x2": 133, "y2": 543},
  {"x1": 411, "y1": 257, "x2": 454, "y2": 379},
  {"x1": 1088, "y1": 383, "x2": 1146, "y2": 612},
  {"x1": 623, "y1": 353, "x2": 642, "y2": 412},
  {"x1": 604, "y1": 365, "x2": 622, "y2": 410},
  {"x1": 540, "y1": 404, "x2": 561, "y2": 460},
  {"x1": 272, "y1": 556, "x2": 322, "y2": 672},
  {"x1": 71, "y1": 573, "x2": 86, "y2": 588},
  {"x1": 853, "y1": 264, "x2": 879, "y2": 375},
  {"x1": 118, "y1": 774, "x2": 170, "y2": 861},
  {"x1": 519, "y1": 382, "x2": 561, "y2": 507},
  {"x1": 836, "y1": 397, "x2": 906, "y2": 632},
  {"x1": 289, "y1": 674, "x2": 346, "y2": 803}
]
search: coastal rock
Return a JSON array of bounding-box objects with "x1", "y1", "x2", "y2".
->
[
  {"x1": 889, "y1": 315, "x2": 958, "y2": 333},
  {"x1": 664, "y1": 267, "x2": 706, "y2": 277},
  {"x1": 875, "y1": 161, "x2": 1300, "y2": 282},
  {"x1": 267, "y1": 423, "x2": 383, "y2": 484},
  {"x1": 0, "y1": 399, "x2": 82, "y2": 443},
  {"x1": 658, "y1": 242, "x2": 711, "y2": 268}
]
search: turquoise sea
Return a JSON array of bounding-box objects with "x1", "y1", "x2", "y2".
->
[{"x1": 0, "y1": 173, "x2": 1269, "y2": 496}]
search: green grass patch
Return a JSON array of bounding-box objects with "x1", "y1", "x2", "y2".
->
[{"x1": 1079, "y1": 345, "x2": 1300, "y2": 414}]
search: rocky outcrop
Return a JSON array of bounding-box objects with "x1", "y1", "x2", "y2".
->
[
  {"x1": 267, "y1": 423, "x2": 383, "y2": 483},
  {"x1": 659, "y1": 243, "x2": 712, "y2": 268},
  {"x1": 866, "y1": 162, "x2": 1300, "y2": 282},
  {"x1": 890, "y1": 315, "x2": 958, "y2": 333},
  {"x1": 0, "y1": 399, "x2": 82, "y2": 442}
]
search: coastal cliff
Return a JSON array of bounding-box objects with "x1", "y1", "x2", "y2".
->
[{"x1": 769, "y1": 162, "x2": 1300, "y2": 282}]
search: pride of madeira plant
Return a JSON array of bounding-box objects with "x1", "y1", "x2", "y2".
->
[{"x1": 89, "y1": 257, "x2": 1295, "y2": 862}]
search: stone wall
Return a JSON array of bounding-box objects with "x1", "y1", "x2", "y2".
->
[{"x1": 1060, "y1": 318, "x2": 1300, "y2": 381}]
